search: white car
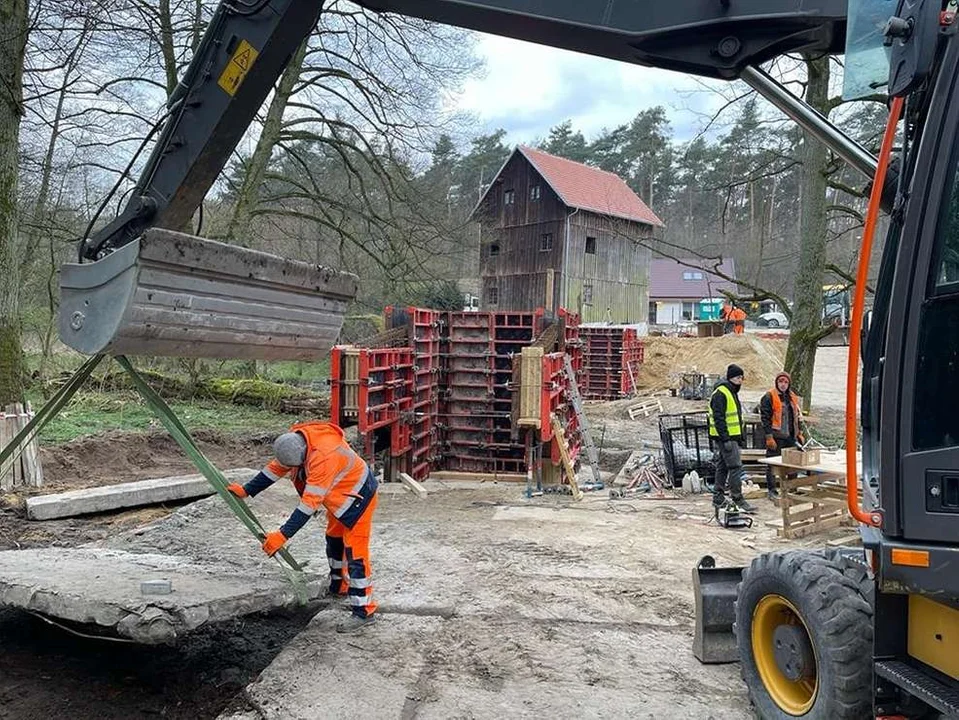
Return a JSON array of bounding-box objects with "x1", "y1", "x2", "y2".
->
[{"x1": 757, "y1": 311, "x2": 789, "y2": 328}]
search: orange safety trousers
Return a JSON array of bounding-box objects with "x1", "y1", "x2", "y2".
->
[{"x1": 326, "y1": 493, "x2": 378, "y2": 618}]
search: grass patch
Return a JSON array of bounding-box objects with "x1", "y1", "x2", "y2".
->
[{"x1": 32, "y1": 390, "x2": 302, "y2": 445}]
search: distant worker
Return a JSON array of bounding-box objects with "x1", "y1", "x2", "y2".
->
[
  {"x1": 720, "y1": 300, "x2": 733, "y2": 334},
  {"x1": 227, "y1": 421, "x2": 379, "y2": 633},
  {"x1": 729, "y1": 305, "x2": 747, "y2": 335},
  {"x1": 708, "y1": 364, "x2": 757, "y2": 515},
  {"x1": 760, "y1": 371, "x2": 804, "y2": 500}
]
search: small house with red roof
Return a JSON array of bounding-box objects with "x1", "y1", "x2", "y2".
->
[{"x1": 470, "y1": 146, "x2": 663, "y2": 323}]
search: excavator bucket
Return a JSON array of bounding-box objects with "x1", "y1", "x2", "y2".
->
[
  {"x1": 692, "y1": 555, "x2": 743, "y2": 664},
  {"x1": 59, "y1": 229, "x2": 359, "y2": 361}
]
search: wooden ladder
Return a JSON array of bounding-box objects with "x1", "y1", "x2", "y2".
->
[{"x1": 550, "y1": 414, "x2": 583, "y2": 500}]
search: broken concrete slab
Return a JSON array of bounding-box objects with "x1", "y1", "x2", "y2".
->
[
  {"x1": 0, "y1": 481, "x2": 329, "y2": 643},
  {"x1": 26, "y1": 468, "x2": 257, "y2": 520},
  {"x1": 0, "y1": 547, "x2": 323, "y2": 644}
]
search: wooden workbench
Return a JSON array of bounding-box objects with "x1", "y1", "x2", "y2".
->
[{"x1": 758, "y1": 451, "x2": 862, "y2": 539}]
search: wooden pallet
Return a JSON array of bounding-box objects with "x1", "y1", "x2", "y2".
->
[
  {"x1": 627, "y1": 398, "x2": 663, "y2": 419},
  {"x1": 764, "y1": 476, "x2": 857, "y2": 538},
  {"x1": 0, "y1": 402, "x2": 44, "y2": 491}
]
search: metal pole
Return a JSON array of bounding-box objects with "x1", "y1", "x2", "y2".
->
[{"x1": 740, "y1": 66, "x2": 878, "y2": 180}]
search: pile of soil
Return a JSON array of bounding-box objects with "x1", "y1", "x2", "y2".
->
[{"x1": 637, "y1": 335, "x2": 787, "y2": 391}]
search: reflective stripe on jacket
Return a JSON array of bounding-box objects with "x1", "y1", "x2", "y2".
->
[
  {"x1": 264, "y1": 421, "x2": 373, "y2": 526},
  {"x1": 709, "y1": 384, "x2": 742, "y2": 438}
]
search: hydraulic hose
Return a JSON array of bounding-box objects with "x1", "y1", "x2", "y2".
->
[{"x1": 846, "y1": 96, "x2": 904, "y2": 528}]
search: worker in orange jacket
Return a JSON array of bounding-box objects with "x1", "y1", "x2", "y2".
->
[
  {"x1": 228, "y1": 421, "x2": 378, "y2": 634},
  {"x1": 729, "y1": 306, "x2": 747, "y2": 335},
  {"x1": 759, "y1": 371, "x2": 804, "y2": 499}
]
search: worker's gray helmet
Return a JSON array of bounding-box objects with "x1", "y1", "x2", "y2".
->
[{"x1": 274, "y1": 432, "x2": 307, "y2": 467}]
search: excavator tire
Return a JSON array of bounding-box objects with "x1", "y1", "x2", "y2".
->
[{"x1": 734, "y1": 549, "x2": 873, "y2": 719}]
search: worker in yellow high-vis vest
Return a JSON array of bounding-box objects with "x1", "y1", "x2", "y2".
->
[{"x1": 708, "y1": 364, "x2": 757, "y2": 514}]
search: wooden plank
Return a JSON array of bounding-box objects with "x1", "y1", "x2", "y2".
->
[
  {"x1": 782, "y1": 514, "x2": 847, "y2": 539},
  {"x1": 827, "y1": 534, "x2": 863, "y2": 547},
  {"x1": 519, "y1": 347, "x2": 544, "y2": 427},
  {"x1": 784, "y1": 503, "x2": 844, "y2": 524},
  {"x1": 550, "y1": 415, "x2": 583, "y2": 500},
  {"x1": 0, "y1": 411, "x2": 11, "y2": 492},
  {"x1": 5, "y1": 405, "x2": 20, "y2": 487},
  {"x1": 398, "y1": 472, "x2": 428, "y2": 499},
  {"x1": 22, "y1": 401, "x2": 43, "y2": 488},
  {"x1": 429, "y1": 471, "x2": 528, "y2": 483}
]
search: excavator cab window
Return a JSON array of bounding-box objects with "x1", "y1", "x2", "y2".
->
[
  {"x1": 886, "y1": 38, "x2": 959, "y2": 541},
  {"x1": 912, "y1": 136, "x2": 959, "y2": 452}
]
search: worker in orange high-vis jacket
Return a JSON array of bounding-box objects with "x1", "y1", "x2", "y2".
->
[
  {"x1": 729, "y1": 305, "x2": 747, "y2": 335},
  {"x1": 227, "y1": 421, "x2": 378, "y2": 634},
  {"x1": 759, "y1": 371, "x2": 804, "y2": 500}
]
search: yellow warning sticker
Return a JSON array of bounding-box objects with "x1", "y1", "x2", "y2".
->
[{"x1": 217, "y1": 39, "x2": 260, "y2": 97}]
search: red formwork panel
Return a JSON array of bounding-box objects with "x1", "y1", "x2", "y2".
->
[
  {"x1": 580, "y1": 326, "x2": 645, "y2": 401},
  {"x1": 357, "y1": 347, "x2": 415, "y2": 457}
]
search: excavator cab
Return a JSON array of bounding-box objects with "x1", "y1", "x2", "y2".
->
[{"x1": 59, "y1": 229, "x2": 358, "y2": 361}]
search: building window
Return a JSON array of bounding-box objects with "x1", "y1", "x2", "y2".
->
[
  {"x1": 504, "y1": 189, "x2": 515, "y2": 205},
  {"x1": 530, "y1": 185, "x2": 541, "y2": 201},
  {"x1": 682, "y1": 271, "x2": 704, "y2": 280},
  {"x1": 540, "y1": 233, "x2": 553, "y2": 251},
  {"x1": 585, "y1": 236, "x2": 597, "y2": 254},
  {"x1": 489, "y1": 243, "x2": 500, "y2": 257},
  {"x1": 583, "y1": 283, "x2": 593, "y2": 305},
  {"x1": 487, "y1": 286, "x2": 498, "y2": 305},
  {"x1": 682, "y1": 301, "x2": 694, "y2": 320}
]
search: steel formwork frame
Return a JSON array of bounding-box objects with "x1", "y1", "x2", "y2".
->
[
  {"x1": 330, "y1": 307, "x2": 585, "y2": 483},
  {"x1": 580, "y1": 326, "x2": 645, "y2": 400}
]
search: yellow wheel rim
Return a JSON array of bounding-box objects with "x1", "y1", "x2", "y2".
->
[{"x1": 751, "y1": 594, "x2": 819, "y2": 715}]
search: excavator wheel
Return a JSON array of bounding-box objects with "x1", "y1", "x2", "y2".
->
[{"x1": 734, "y1": 549, "x2": 873, "y2": 719}]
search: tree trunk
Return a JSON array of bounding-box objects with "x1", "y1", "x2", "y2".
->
[
  {"x1": 784, "y1": 55, "x2": 830, "y2": 409},
  {"x1": 158, "y1": 0, "x2": 179, "y2": 97},
  {"x1": 225, "y1": 38, "x2": 309, "y2": 244},
  {"x1": 0, "y1": 0, "x2": 28, "y2": 406}
]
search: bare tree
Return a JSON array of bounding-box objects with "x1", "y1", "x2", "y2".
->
[{"x1": 0, "y1": 0, "x2": 29, "y2": 403}]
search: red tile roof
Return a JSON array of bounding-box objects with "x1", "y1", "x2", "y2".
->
[{"x1": 518, "y1": 146, "x2": 664, "y2": 227}]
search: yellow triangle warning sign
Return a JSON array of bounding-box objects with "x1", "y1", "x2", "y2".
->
[{"x1": 233, "y1": 47, "x2": 252, "y2": 71}]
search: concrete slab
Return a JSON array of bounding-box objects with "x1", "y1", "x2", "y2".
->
[
  {"x1": 0, "y1": 547, "x2": 323, "y2": 643},
  {"x1": 1, "y1": 481, "x2": 327, "y2": 643},
  {"x1": 26, "y1": 468, "x2": 257, "y2": 520}
]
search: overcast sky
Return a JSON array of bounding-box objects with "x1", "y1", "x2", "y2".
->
[{"x1": 450, "y1": 33, "x2": 732, "y2": 147}]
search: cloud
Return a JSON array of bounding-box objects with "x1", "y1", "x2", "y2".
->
[{"x1": 450, "y1": 33, "x2": 730, "y2": 146}]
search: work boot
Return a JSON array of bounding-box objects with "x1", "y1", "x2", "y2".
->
[
  {"x1": 767, "y1": 486, "x2": 780, "y2": 500},
  {"x1": 336, "y1": 614, "x2": 376, "y2": 634},
  {"x1": 735, "y1": 498, "x2": 758, "y2": 514}
]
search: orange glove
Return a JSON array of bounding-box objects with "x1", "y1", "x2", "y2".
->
[
  {"x1": 765, "y1": 435, "x2": 777, "y2": 451},
  {"x1": 226, "y1": 483, "x2": 248, "y2": 498},
  {"x1": 262, "y1": 530, "x2": 287, "y2": 557}
]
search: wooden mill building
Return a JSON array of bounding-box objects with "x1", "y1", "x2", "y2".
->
[{"x1": 471, "y1": 146, "x2": 663, "y2": 323}]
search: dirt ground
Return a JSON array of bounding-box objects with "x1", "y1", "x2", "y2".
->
[
  {"x1": 0, "y1": 430, "x2": 273, "y2": 551},
  {"x1": 0, "y1": 345, "x2": 860, "y2": 719}
]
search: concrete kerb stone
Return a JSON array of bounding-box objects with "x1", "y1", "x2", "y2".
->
[{"x1": 26, "y1": 468, "x2": 257, "y2": 520}]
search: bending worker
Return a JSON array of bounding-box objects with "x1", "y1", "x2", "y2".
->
[
  {"x1": 228, "y1": 421, "x2": 379, "y2": 634},
  {"x1": 760, "y1": 371, "x2": 804, "y2": 500},
  {"x1": 708, "y1": 364, "x2": 757, "y2": 515},
  {"x1": 729, "y1": 305, "x2": 747, "y2": 335}
]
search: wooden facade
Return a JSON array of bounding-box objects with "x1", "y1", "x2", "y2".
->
[{"x1": 473, "y1": 150, "x2": 654, "y2": 323}]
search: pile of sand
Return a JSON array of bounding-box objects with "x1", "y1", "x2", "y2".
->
[{"x1": 637, "y1": 335, "x2": 787, "y2": 391}]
